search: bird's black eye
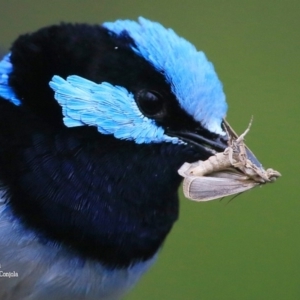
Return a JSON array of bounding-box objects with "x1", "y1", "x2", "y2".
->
[{"x1": 136, "y1": 90, "x2": 165, "y2": 118}]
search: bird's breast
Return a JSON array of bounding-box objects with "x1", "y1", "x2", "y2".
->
[{"x1": 0, "y1": 190, "x2": 157, "y2": 300}]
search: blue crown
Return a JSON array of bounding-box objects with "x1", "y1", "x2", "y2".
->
[{"x1": 104, "y1": 17, "x2": 227, "y2": 135}]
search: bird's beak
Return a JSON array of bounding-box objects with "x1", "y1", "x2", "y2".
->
[{"x1": 168, "y1": 119, "x2": 263, "y2": 169}]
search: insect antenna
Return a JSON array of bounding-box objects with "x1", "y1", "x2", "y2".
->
[{"x1": 226, "y1": 192, "x2": 243, "y2": 205}]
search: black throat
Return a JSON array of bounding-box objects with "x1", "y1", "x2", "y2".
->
[{"x1": 0, "y1": 103, "x2": 203, "y2": 268}]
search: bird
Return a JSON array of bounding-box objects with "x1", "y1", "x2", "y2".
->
[{"x1": 0, "y1": 17, "x2": 233, "y2": 299}]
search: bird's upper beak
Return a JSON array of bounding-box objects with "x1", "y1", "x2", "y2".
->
[{"x1": 168, "y1": 119, "x2": 263, "y2": 169}]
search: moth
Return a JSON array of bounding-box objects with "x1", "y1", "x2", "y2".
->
[{"x1": 178, "y1": 119, "x2": 281, "y2": 201}]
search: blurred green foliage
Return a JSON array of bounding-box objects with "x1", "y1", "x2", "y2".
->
[{"x1": 0, "y1": 1, "x2": 299, "y2": 299}]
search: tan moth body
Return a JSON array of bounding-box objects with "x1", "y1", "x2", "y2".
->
[{"x1": 178, "y1": 119, "x2": 281, "y2": 202}]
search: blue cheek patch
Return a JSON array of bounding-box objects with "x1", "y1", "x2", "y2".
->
[
  {"x1": 0, "y1": 53, "x2": 21, "y2": 106},
  {"x1": 103, "y1": 17, "x2": 228, "y2": 135},
  {"x1": 49, "y1": 75, "x2": 181, "y2": 144}
]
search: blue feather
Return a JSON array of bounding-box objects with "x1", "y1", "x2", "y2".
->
[
  {"x1": 103, "y1": 17, "x2": 228, "y2": 135},
  {"x1": 0, "y1": 54, "x2": 21, "y2": 106},
  {"x1": 49, "y1": 75, "x2": 181, "y2": 144}
]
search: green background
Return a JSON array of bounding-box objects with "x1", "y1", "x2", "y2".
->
[{"x1": 1, "y1": 1, "x2": 299, "y2": 299}]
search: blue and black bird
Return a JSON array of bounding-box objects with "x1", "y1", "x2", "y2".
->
[{"x1": 0, "y1": 17, "x2": 231, "y2": 299}]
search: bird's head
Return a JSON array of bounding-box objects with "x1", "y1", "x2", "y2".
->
[
  {"x1": 0, "y1": 18, "x2": 248, "y2": 268},
  {"x1": 3, "y1": 17, "x2": 228, "y2": 152}
]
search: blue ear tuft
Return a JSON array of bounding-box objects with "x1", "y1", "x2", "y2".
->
[
  {"x1": 103, "y1": 17, "x2": 227, "y2": 135},
  {"x1": 0, "y1": 54, "x2": 21, "y2": 106},
  {"x1": 49, "y1": 75, "x2": 181, "y2": 145}
]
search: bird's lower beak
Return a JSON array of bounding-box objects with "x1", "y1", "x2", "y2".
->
[{"x1": 169, "y1": 119, "x2": 263, "y2": 169}]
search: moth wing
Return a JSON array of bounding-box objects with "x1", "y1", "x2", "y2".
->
[
  {"x1": 182, "y1": 174, "x2": 259, "y2": 202},
  {"x1": 209, "y1": 169, "x2": 250, "y2": 180}
]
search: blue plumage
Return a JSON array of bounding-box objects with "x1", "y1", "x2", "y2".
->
[
  {"x1": 50, "y1": 75, "x2": 180, "y2": 144},
  {"x1": 104, "y1": 17, "x2": 227, "y2": 135},
  {"x1": 0, "y1": 53, "x2": 21, "y2": 106}
]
